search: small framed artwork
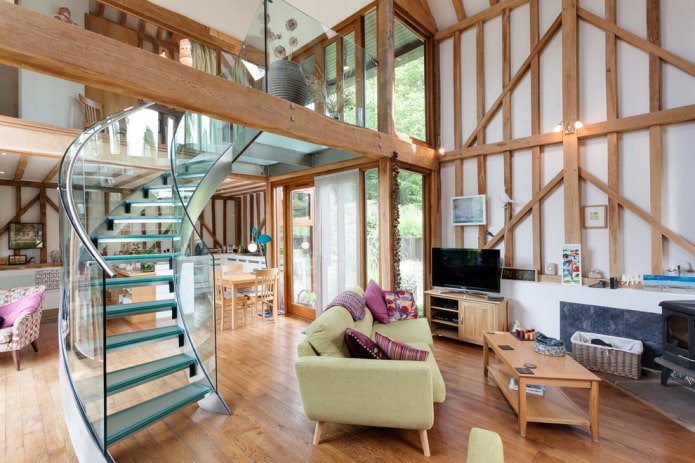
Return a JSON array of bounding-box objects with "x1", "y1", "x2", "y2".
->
[
  {"x1": 562, "y1": 244, "x2": 582, "y2": 285},
  {"x1": 8, "y1": 254, "x2": 27, "y2": 265},
  {"x1": 583, "y1": 205, "x2": 607, "y2": 229},
  {"x1": 501, "y1": 267, "x2": 538, "y2": 282},
  {"x1": 452, "y1": 195, "x2": 487, "y2": 226}
]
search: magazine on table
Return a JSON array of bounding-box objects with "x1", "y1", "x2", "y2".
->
[{"x1": 509, "y1": 377, "x2": 545, "y2": 395}]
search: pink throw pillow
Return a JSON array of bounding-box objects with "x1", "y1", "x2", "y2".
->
[
  {"x1": 0, "y1": 291, "x2": 43, "y2": 328},
  {"x1": 383, "y1": 289, "x2": 418, "y2": 322},
  {"x1": 374, "y1": 331, "x2": 429, "y2": 361},
  {"x1": 364, "y1": 280, "x2": 389, "y2": 324}
]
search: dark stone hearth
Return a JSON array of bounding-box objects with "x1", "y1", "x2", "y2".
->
[{"x1": 560, "y1": 302, "x2": 662, "y2": 369}]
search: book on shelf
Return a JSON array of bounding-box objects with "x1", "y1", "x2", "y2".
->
[{"x1": 509, "y1": 377, "x2": 545, "y2": 396}]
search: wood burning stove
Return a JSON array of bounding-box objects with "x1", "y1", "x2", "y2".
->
[{"x1": 656, "y1": 300, "x2": 695, "y2": 386}]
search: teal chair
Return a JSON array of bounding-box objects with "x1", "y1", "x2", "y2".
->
[{"x1": 467, "y1": 427, "x2": 504, "y2": 463}]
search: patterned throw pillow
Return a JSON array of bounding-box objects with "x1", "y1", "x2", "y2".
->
[
  {"x1": 325, "y1": 290, "x2": 366, "y2": 321},
  {"x1": 383, "y1": 289, "x2": 418, "y2": 322},
  {"x1": 345, "y1": 328, "x2": 386, "y2": 359},
  {"x1": 374, "y1": 331, "x2": 429, "y2": 361}
]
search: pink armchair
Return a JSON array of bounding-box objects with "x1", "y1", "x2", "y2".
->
[{"x1": 0, "y1": 285, "x2": 45, "y2": 370}]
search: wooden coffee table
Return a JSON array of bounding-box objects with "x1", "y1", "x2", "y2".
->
[{"x1": 482, "y1": 331, "x2": 601, "y2": 441}]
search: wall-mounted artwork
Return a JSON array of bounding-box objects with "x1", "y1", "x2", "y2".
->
[
  {"x1": 562, "y1": 244, "x2": 582, "y2": 285},
  {"x1": 8, "y1": 223, "x2": 44, "y2": 249},
  {"x1": 583, "y1": 205, "x2": 607, "y2": 228},
  {"x1": 452, "y1": 195, "x2": 486, "y2": 226}
]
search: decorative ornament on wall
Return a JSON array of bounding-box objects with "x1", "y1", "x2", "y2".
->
[{"x1": 391, "y1": 152, "x2": 401, "y2": 289}]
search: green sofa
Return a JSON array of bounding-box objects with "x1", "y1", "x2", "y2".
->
[{"x1": 295, "y1": 304, "x2": 446, "y2": 456}]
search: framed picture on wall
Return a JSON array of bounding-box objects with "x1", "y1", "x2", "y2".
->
[
  {"x1": 452, "y1": 195, "x2": 486, "y2": 226},
  {"x1": 8, "y1": 254, "x2": 27, "y2": 265},
  {"x1": 562, "y1": 244, "x2": 582, "y2": 285},
  {"x1": 8, "y1": 223, "x2": 44, "y2": 249},
  {"x1": 583, "y1": 205, "x2": 607, "y2": 228}
]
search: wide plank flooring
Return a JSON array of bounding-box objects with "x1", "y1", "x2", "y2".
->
[{"x1": 1, "y1": 315, "x2": 694, "y2": 462}]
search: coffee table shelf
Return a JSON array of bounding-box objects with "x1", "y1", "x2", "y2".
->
[
  {"x1": 482, "y1": 331, "x2": 600, "y2": 441},
  {"x1": 487, "y1": 364, "x2": 590, "y2": 426}
]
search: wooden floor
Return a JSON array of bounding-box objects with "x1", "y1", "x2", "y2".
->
[{"x1": 2, "y1": 315, "x2": 694, "y2": 462}]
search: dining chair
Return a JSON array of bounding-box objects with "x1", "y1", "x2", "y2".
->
[
  {"x1": 243, "y1": 268, "x2": 279, "y2": 322},
  {"x1": 214, "y1": 264, "x2": 243, "y2": 329},
  {"x1": 78, "y1": 93, "x2": 103, "y2": 129}
]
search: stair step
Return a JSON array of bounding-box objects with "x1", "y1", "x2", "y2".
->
[
  {"x1": 144, "y1": 184, "x2": 197, "y2": 191},
  {"x1": 106, "y1": 353, "x2": 196, "y2": 395},
  {"x1": 103, "y1": 253, "x2": 175, "y2": 265},
  {"x1": 163, "y1": 170, "x2": 207, "y2": 179},
  {"x1": 106, "y1": 325, "x2": 184, "y2": 351},
  {"x1": 106, "y1": 299, "x2": 177, "y2": 319},
  {"x1": 104, "y1": 275, "x2": 173, "y2": 288},
  {"x1": 104, "y1": 383, "x2": 211, "y2": 446},
  {"x1": 93, "y1": 234, "x2": 181, "y2": 244},
  {"x1": 108, "y1": 216, "x2": 181, "y2": 224}
]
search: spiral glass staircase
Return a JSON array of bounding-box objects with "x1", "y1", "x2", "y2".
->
[{"x1": 55, "y1": 1, "x2": 375, "y2": 460}]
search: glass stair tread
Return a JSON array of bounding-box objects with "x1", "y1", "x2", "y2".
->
[
  {"x1": 106, "y1": 325, "x2": 183, "y2": 351},
  {"x1": 104, "y1": 383, "x2": 211, "y2": 446},
  {"x1": 108, "y1": 216, "x2": 181, "y2": 223},
  {"x1": 106, "y1": 353, "x2": 196, "y2": 395},
  {"x1": 105, "y1": 299, "x2": 176, "y2": 319},
  {"x1": 104, "y1": 275, "x2": 173, "y2": 287},
  {"x1": 104, "y1": 253, "x2": 176, "y2": 263},
  {"x1": 163, "y1": 171, "x2": 207, "y2": 179},
  {"x1": 93, "y1": 234, "x2": 181, "y2": 242},
  {"x1": 144, "y1": 184, "x2": 197, "y2": 191}
]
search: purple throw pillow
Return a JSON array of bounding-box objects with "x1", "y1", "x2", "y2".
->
[
  {"x1": 364, "y1": 280, "x2": 389, "y2": 324},
  {"x1": 345, "y1": 328, "x2": 386, "y2": 359},
  {"x1": 374, "y1": 331, "x2": 429, "y2": 361},
  {"x1": 0, "y1": 291, "x2": 44, "y2": 328},
  {"x1": 384, "y1": 289, "x2": 418, "y2": 322},
  {"x1": 325, "y1": 290, "x2": 366, "y2": 320}
]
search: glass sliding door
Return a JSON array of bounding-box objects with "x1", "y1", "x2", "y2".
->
[{"x1": 286, "y1": 185, "x2": 316, "y2": 319}]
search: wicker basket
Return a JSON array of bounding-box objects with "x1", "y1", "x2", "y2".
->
[{"x1": 570, "y1": 332, "x2": 643, "y2": 379}]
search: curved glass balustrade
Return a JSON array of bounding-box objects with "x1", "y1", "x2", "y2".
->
[{"x1": 58, "y1": 102, "x2": 234, "y2": 459}]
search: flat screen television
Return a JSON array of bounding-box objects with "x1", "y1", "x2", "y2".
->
[{"x1": 431, "y1": 247, "x2": 501, "y2": 294}]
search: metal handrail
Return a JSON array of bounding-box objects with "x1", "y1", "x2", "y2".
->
[{"x1": 59, "y1": 101, "x2": 154, "y2": 278}]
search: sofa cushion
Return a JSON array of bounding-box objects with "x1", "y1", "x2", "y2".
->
[
  {"x1": 373, "y1": 317, "x2": 434, "y2": 349},
  {"x1": 364, "y1": 280, "x2": 389, "y2": 324},
  {"x1": 345, "y1": 328, "x2": 386, "y2": 359},
  {"x1": 305, "y1": 306, "x2": 355, "y2": 357},
  {"x1": 374, "y1": 331, "x2": 429, "y2": 361},
  {"x1": 325, "y1": 291, "x2": 366, "y2": 321},
  {"x1": 384, "y1": 289, "x2": 418, "y2": 322},
  {"x1": 0, "y1": 290, "x2": 43, "y2": 328}
]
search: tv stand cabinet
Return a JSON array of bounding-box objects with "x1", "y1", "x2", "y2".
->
[{"x1": 424, "y1": 290, "x2": 509, "y2": 346}]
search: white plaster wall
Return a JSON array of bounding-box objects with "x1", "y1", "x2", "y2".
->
[{"x1": 439, "y1": 0, "x2": 695, "y2": 331}]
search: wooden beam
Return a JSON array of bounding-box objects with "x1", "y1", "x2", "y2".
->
[
  {"x1": 462, "y1": 14, "x2": 561, "y2": 148},
  {"x1": 0, "y1": 116, "x2": 79, "y2": 158},
  {"x1": 40, "y1": 187, "x2": 47, "y2": 263},
  {"x1": 97, "y1": 0, "x2": 244, "y2": 54},
  {"x1": 502, "y1": 8, "x2": 513, "y2": 266},
  {"x1": 605, "y1": 0, "x2": 620, "y2": 278},
  {"x1": 377, "y1": 0, "x2": 396, "y2": 136},
  {"x1": 476, "y1": 21, "x2": 487, "y2": 248},
  {"x1": 562, "y1": 0, "x2": 581, "y2": 244},
  {"x1": 578, "y1": 7, "x2": 695, "y2": 78},
  {"x1": 442, "y1": 132, "x2": 562, "y2": 160},
  {"x1": 453, "y1": 33, "x2": 462, "y2": 149},
  {"x1": 0, "y1": 3, "x2": 437, "y2": 170},
  {"x1": 13, "y1": 155, "x2": 27, "y2": 182},
  {"x1": 378, "y1": 157, "x2": 395, "y2": 289},
  {"x1": 395, "y1": 0, "x2": 437, "y2": 35},
  {"x1": 436, "y1": 0, "x2": 529, "y2": 41},
  {"x1": 647, "y1": 0, "x2": 663, "y2": 275},
  {"x1": 452, "y1": 0, "x2": 467, "y2": 21},
  {"x1": 530, "y1": 0, "x2": 542, "y2": 272},
  {"x1": 580, "y1": 168, "x2": 695, "y2": 256},
  {"x1": 579, "y1": 104, "x2": 695, "y2": 139}
]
